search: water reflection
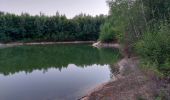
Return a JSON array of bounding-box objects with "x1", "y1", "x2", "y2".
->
[
  {"x1": 0, "y1": 44, "x2": 120, "y2": 76},
  {"x1": 0, "y1": 44, "x2": 120, "y2": 100}
]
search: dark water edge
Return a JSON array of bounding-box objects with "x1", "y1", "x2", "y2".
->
[{"x1": 0, "y1": 44, "x2": 120, "y2": 100}]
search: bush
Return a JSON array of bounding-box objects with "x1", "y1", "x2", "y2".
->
[
  {"x1": 99, "y1": 22, "x2": 116, "y2": 42},
  {"x1": 135, "y1": 23, "x2": 170, "y2": 75}
]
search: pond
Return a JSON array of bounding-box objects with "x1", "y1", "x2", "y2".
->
[{"x1": 0, "y1": 44, "x2": 120, "y2": 100}]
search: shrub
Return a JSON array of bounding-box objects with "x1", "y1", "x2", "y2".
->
[
  {"x1": 135, "y1": 23, "x2": 170, "y2": 75},
  {"x1": 99, "y1": 22, "x2": 116, "y2": 42}
]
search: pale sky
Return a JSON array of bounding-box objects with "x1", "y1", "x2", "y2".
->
[{"x1": 0, "y1": 0, "x2": 109, "y2": 18}]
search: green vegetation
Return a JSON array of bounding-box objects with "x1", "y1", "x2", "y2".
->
[
  {"x1": 99, "y1": 22, "x2": 116, "y2": 42},
  {"x1": 0, "y1": 12, "x2": 105, "y2": 42},
  {"x1": 99, "y1": 0, "x2": 170, "y2": 76},
  {"x1": 0, "y1": 0, "x2": 169, "y2": 76},
  {"x1": 0, "y1": 44, "x2": 120, "y2": 75},
  {"x1": 135, "y1": 23, "x2": 170, "y2": 76}
]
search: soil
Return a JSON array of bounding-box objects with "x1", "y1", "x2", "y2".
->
[
  {"x1": 81, "y1": 42, "x2": 170, "y2": 100},
  {"x1": 81, "y1": 57, "x2": 159, "y2": 100}
]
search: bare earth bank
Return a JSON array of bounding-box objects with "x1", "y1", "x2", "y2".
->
[
  {"x1": 81, "y1": 42, "x2": 170, "y2": 100},
  {"x1": 81, "y1": 57, "x2": 158, "y2": 100}
]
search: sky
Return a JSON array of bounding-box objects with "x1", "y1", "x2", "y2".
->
[{"x1": 0, "y1": 0, "x2": 109, "y2": 18}]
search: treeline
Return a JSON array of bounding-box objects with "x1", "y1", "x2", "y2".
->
[
  {"x1": 100, "y1": 0, "x2": 170, "y2": 76},
  {"x1": 0, "y1": 12, "x2": 106, "y2": 42}
]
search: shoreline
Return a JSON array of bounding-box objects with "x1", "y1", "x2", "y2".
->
[
  {"x1": 81, "y1": 57, "x2": 159, "y2": 100},
  {"x1": 82, "y1": 42, "x2": 163, "y2": 100},
  {"x1": 1, "y1": 41, "x2": 167, "y2": 99},
  {"x1": 92, "y1": 41, "x2": 120, "y2": 49},
  {"x1": 0, "y1": 41, "x2": 95, "y2": 48}
]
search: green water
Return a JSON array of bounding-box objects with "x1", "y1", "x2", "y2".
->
[{"x1": 0, "y1": 44, "x2": 120, "y2": 100}]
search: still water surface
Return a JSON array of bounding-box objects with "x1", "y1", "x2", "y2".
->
[{"x1": 0, "y1": 44, "x2": 120, "y2": 100}]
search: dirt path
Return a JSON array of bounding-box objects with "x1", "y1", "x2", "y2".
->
[{"x1": 81, "y1": 57, "x2": 159, "y2": 100}]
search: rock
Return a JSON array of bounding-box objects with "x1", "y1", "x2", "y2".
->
[
  {"x1": 92, "y1": 41, "x2": 120, "y2": 49},
  {"x1": 0, "y1": 43, "x2": 4, "y2": 47},
  {"x1": 92, "y1": 41, "x2": 101, "y2": 48}
]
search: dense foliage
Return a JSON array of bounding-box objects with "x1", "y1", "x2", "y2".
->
[
  {"x1": 135, "y1": 23, "x2": 170, "y2": 76},
  {"x1": 99, "y1": 22, "x2": 116, "y2": 42},
  {"x1": 0, "y1": 12, "x2": 106, "y2": 42},
  {"x1": 100, "y1": 0, "x2": 170, "y2": 76}
]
